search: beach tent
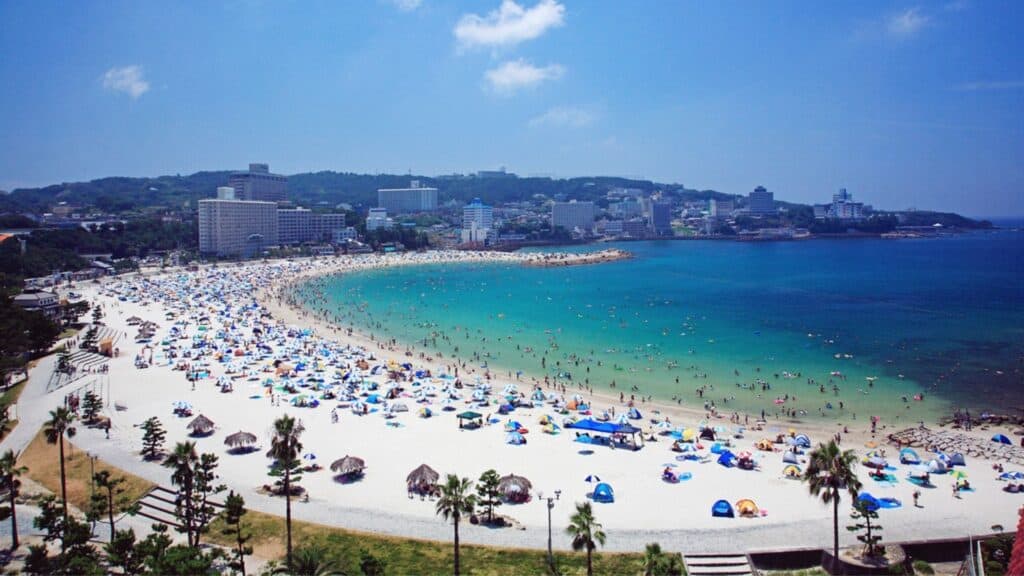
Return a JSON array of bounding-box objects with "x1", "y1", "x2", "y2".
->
[
  {"x1": 711, "y1": 499, "x2": 734, "y2": 518},
  {"x1": 949, "y1": 453, "x2": 966, "y2": 467},
  {"x1": 998, "y1": 471, "x2": 1024, "y2": 481},
  {"x1": 899, "y1": 448, "x2": 921, "y2": 465},
  {"x1": 858, "y1": 492, "x2": 881, "y2": 512},
  {"x1": 592, "y1": 482, "x2": 615, "y2": 503},
  {"x1": 506, "y1": 431, "x2": 527, "y2": 445},
  {"x1": 782, "y1": 451, "x2": 799, "y2": 464},
  {"x1": 792, "y1": 434, "x2": 811, "y2": 448},
  {"x1": 710, "y1": 443, "x2": 726, "y2": 454},
  {"x1": 992, "y1": 434, "x2": 1012, "y2": 445},
  {"x1": 717, "y1": 450, "x2": 736, "y2": 467},
  {"x1": 864, "y1": 456, "x2": 887, "y2": 470},
  {"x1": 628, "y1": 407, "x2": 642, "y2": 420},
  {"x1": 700, "y1": 428, "x2": 716, "y2": 441},
  {"x1": 681, "y1": 428, "x2": 697, "y2": 442},
  {"x1": 783, "y1": 464, "x2": 801, "y2": 478},
  {"x1": 926, "y1": 459, "x2": 948, "y2": 474},
  {"x1": 736, "y1": 499, "x2": 759, "y2": 517}
]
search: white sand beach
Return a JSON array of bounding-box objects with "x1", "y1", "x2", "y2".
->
[{"x1": 20, "y1": 251, "x2": 1024, "y2": 553}]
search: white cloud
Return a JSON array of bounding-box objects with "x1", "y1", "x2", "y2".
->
[
  {"x1": 887, "y1": 7, "x2": 931, "y2": 37},
  {"x1": 388, "y1": 0, "x2": 422, "y2": 12},
  {"x1": 954, "y1": 80, "x2": 1024, "y2": 91},
  {"x1": 102, "y1": 65, "x2": 150, "y2": 99},
  {"x1": 485, "y1": 59, "x2": 564, "y2": 94},
  {"x1": 454, "y1": 0, "x2": 565, "y2": 49},
  {"x1": 529, "y1": 106, "x2": 594, "y2": 128}
]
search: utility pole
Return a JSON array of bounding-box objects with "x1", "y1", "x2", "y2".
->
[{"x1": 542, "y1": 489, "x2": 561, "y2": 571}]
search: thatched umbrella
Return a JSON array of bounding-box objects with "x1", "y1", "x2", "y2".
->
[
  {"x1": 406, "y1": 464, "x2": 439, "y2": 488},
  {"x1": 224, "y1": 431, "x2": 256, "y2": 448},
  {"x1": 187, "y1": 414, "x2": 215, "y2": 436},
  {"x1": 331, "y1": 455, "x2": 366, "y2": 476},
  {"x1": 498, "y1": 474, "x2": 532, "y2": 498}
]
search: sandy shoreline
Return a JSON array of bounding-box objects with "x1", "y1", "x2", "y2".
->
[{"x1": 28, "y1": 250, "x2": 1024, "y2": 554}]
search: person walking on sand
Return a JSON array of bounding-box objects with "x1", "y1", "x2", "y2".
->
[{"x1": 913, "y1": 490, "x2": 921, "y2": 507}]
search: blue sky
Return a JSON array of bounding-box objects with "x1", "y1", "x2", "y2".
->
[{"x1": 1, "y1": 0, "x2": 1021, "y2": 216}]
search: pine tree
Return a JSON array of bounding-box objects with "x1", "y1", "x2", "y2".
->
[
  {"x1": 81, "y1": 390, "x2": 102, "y2": 424},
  {"x1": 847, "y1": 499, "x2": 884, "y2": 558},
  {"x1": 91, "y1": 470, "x2": 128, "y2": 542},
  {"x1": 222, "y1": 491, "x2": 253, "y2": 576},
  {"x1": 476, "y1": 469, "x2": 502, "y2": 524},
  {"x1": 140, "y1": 417, "x2": 166, "y2": 461},
  {"x1": 193, "y1": 452, "x2": 225, "y2": 546}
]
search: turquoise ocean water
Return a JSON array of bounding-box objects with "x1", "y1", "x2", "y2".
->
[{"x1": 298, "y1": 231, "x2": 1024, "y2": 425}]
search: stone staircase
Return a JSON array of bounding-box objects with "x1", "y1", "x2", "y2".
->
[
  {"x1": 133, "y1": 485, "x2": 226, "y2": 530},
  {"x1": 683, "y1": 553, "x2": 756, "y2": 576}
]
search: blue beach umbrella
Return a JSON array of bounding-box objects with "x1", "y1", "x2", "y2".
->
[{"x1": 585, "y1": 474, "x2": 601, "y2": 483}]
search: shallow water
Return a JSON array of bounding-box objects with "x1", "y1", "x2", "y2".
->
[{"x1": 298, "y1": 231, "x2": 1024, "y2": 425}]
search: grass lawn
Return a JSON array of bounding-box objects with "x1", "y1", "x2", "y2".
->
[
  {"x1": 0, "y1": 379, "x2": 29, "y2": 439},
  {"x1": 208, "y1": 508, "x2": 653, "y2": 576},
  {"x1": 17, "y1": 428, "x2": 155, "y2": 513}
]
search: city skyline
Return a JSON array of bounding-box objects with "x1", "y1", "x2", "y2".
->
[{"x1": 1, "y1": 1, "x2": 1022, "y2": 216}]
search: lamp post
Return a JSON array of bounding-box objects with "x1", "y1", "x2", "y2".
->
[{"x1": 542, "y1": 489, "x2": 561, "y2": 570}]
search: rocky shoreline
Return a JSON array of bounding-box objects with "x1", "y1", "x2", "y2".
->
[
  {"x1": 888, "y1": 427, "x2": 1024, "y2": 466},
  {"x1": 520, "y1": 248, "x2": 632, "y2": 267}
]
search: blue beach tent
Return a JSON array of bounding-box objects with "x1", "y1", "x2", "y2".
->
[
  {"x1": 992, "y1": 434, "x2": 1011, "y2": 445},
  {"x1": 592, "y1": 483, "x2": 615, "y2": 503},
  {"x1": 793, "y1": 434, "x2": 811, "y2": 448},
  {"x1": 717, "y1": 450, "x2": 736, "y2": 467},
  {"x1": 711, "y1": 499, "x2": 735, "y2": 518},
  {"x1": 782, "y1": 451, "x2": 799, "y2": 464},
  {"x1": 899, "y1": 448, "x2": 921, "y2": 465},
  {"x1": 858, "y1": 492, "x2": 881, "y2": 512},
  {"x1": 628, "y1": 407, "x2": 642, "y2": 420}
]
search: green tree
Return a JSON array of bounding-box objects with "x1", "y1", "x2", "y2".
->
[
  {"x1": 162, "y1": 441, "x2": 199, "y2": 547},
  {"x1": 104, "y1": 528, "x2": 143, "y2": 575},
  {"x1": 90, "y1": 470, "x2": 128, "y2": 542},
  {"x1": 32, "y1": 495, "x2": 103, "y2": 574},
  {"x1": 804, "y1": 440, "x2": 862, "y2": 565},
  {"x1": 140, "y1": 416, "x2": 166, "y2": 460},
  {"x1": 642, "y1": 542, "x2": 683, "y2": 576},
  {"x1": 81, "y1": 390, "x2": 102, "y2": 424},
  {"x1": 435, "y1": 474, "x2": 476, "y2": 576},
  {"x1": 61, "y1": 300, "x2": 90, "y2": 327},
  {"x1": 566, "y1": 502, "x2": 606, "y2": 576},
  {"x1": 43, "y1": 406, "x2": 77, "y2": 522},
  {"x1": 0, "y1": 449, "x2": 28, "y2": 550},
  {"x1": 0, "y1": 403, "x2": 11, "y2": 439},
  {"x1": 56, "y1": 345, "x2": 72, "y2": 374},
  {"x1": 281, "y1": 545, "x2": 343, "y2": 576},
  {"x1": 193, "y1": 452, "x2": 225, "y2": 546},
  {"x1": 91, "y1": 305, "x2": 104, "y2": 324},
  {"x1": 269, "y1": 414, "x2": 305, "y2": 571},
  {"x1": 222, "y1": 490, "x2": 253, "y2": 576},
  {"x1": 475, "y1": 468, "x2": 502, "y2": 524},
  {"x1": 847, "y1": 499, "x2": 884, "y2": 558}
]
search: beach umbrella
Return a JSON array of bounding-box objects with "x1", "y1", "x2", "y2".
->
[
  {"x1": 498, "y1": 474, "x2": 532, "y2": 496},
  {"x1": 331, "y1": 455, "x2": 366, "y2": 476},
  {"x1": 303, "y1": 453, "x2": 317, "y2": 462},
  {"x1": 187, "y1": 414, "x2": 215, "y2": 436},
  {"x1": 505, "y1": 431, "x2": 526, "y2": 445},
  {"x1": 585, "y1": 474, "x2": 601, "y2": 483},
  {"x1": 223, "y1": 431, "x2": 256, "y2": 448},
  {"x1": 406, "y1": 464, "x2": 439, "y2": 487}
]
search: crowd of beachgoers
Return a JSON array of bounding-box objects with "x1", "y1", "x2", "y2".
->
[{"x1": 47, "y1": 251, "x2": 1024, "y2": 551}]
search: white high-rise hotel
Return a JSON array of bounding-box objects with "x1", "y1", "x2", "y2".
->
[
  {"x1": 198, "y1": 199, "x2": 278, "y2": 256},
  {"x1": 377, "y1": 180, "x2": 438, "y2": 213},
  {"x1": 461, "y1": 198, "x2": 493, "y2": 243}
]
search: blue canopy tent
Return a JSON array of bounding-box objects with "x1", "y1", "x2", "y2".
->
[
  {"x1": 592, "y1": 482, "x2": 615, "y2": 503},
  {"x1": 858, "y1": 492, "x2": 881, "y2": 512},
  {"x1": 711, "y1": 499, "x2": 734, "y2": 518},
  {"x1": 992, "y1": 434, "x2": 1011, "y2": 445},
  {"x1": 899, "y1": 448, "x2": 921, "y2": 465},
  {"x1": 567, "y1": 418, "x2": 644, "y2": 450}
]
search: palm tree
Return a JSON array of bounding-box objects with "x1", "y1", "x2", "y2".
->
[
  {"x1": 162, "y1": 441, "x2": 199, "y2": 546},
  {"x1": 566, "y1": 501, "x2": 606, "y2": 576},
  {"x1": 0, "y1": 450, "x2": 28, "y2": 550},
  {"x1": 43, "y1": 406, "x2": 76, "y2": 521},
  {"x1": 269, "y1": 415, "x2": 304, "y2": 571},
  {"x1": 435, "y1": 474, "x2": 476, "y2": 576},
  {"x1": 274, "y1": 545, "x2": 343, "y2": 576},
  {"x1": 804, "y1": 440, "x2": 862, "y2": 566}
]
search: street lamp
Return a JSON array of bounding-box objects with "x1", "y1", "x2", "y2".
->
[{"x1": 541, "y1": 488, "x2": 561, "y2": 570}]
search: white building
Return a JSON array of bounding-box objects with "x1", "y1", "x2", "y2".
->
[
  {"x1": 366, "y1": 208, "x2": 392, "y2": 231},
  {"x1": 229, "y1": 163, "x2": 288, "y2": 204},
  {"x1": 815, "y1": 188, "x2": 866, "y2": 220},
  {"x1": 377, "y1": 180, "x2": 438, "y2": 213},
  {"x1": 216, "y1": 186, "x2": 236, "y2": 200},
  {"x1": 551, "y1": 200, "x2": 596, "y2": 234},
  {"x1": 277, "y1": 207, "x2": 313, "y2": 245},
  {"x1": 709, "y1": 198, "x2": 734, "y2": 217},
  {"x1": 461, "y1": 198, "x2": 493, "y2": 243},
  {"x1": 198, "y1": 199, "x2": 278, "y2": 256},
  {"x1": 332, "y1": 227, "x2": 358, "y2": 243}
]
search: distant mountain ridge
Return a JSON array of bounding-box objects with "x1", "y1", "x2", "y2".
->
[{"x1": 0, "y1": 170, "x2": 991, "y2": 229}]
